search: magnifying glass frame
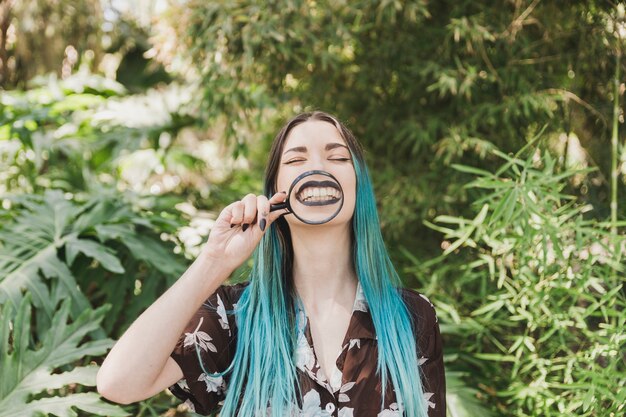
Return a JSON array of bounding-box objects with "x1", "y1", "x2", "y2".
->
[{"x1": 270, "y1": 170, "x2": 344, "y2": 225}]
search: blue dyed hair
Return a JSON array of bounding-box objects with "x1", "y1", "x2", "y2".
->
[{"x1": 208, "y1": 112, "x2": 429, "y2": 416}]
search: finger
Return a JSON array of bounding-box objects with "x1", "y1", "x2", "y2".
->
[
  {"x1": 228, "y1": 201, "x2": 245, "y2": 227},
  {"x1": 268, "y1": 190, "x2": 288, "y2": 204},
  {"x1": 241, "y1": 193, "x2": 258, "y2": 231},
  {"x1": 256, "y1": 195, "x2": 270, "y2": 232}
]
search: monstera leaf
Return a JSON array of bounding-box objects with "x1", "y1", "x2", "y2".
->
[
  {"x1": 0, "y1": 189, "x2": 185, "y2": 330},
  {"x1": 0, "y1": 296, "x2": 128, "y2": 417},
  {"x1": 0, "y1": 191, "x2": 108, "y2": 318}
]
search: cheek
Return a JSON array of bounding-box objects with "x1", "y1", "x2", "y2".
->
[
  {"x1": 345, "y1": 172, "x2": 357, "y2": 197},
  {"x1": 275, "y1": 170, "x2": 290, "y2": 193},
  {"x1": 276, "y1": 179, "x2": 288, "y2": 193},
  {"x1": 340, "y1": 174, "x2": 357, "y2": 207}
]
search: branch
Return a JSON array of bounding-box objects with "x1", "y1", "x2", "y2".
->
[{"x1": 540, "y1": 88, "x2": 608, "y2": 126}]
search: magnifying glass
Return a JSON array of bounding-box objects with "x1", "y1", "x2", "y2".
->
[{"x1": 270, "y1": 170, "x2": 344, "y2": 225}]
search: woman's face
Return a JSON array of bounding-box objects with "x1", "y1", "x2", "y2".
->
[{"x1": 276, "y1": 120, "x2": 357, "y2": 228}]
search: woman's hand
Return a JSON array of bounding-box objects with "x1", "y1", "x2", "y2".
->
[{"x1": 200, "y1": 191, "x2": 288, "y2": 273}]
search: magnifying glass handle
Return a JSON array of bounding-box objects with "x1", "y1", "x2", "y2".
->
[{"x1": 270, "y1": 202, "x2": 289, "y2": 212}]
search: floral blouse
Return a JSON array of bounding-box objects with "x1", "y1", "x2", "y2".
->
[{"x1": 169, "y1": 281, "x2": 446, "y2": 416}]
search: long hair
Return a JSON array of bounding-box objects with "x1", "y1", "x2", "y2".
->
[{"x1": 214, "y1": 111, "x2": 429, "y2": 416}]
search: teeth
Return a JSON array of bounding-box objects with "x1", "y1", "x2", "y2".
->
[
  {"x1": 298, "y1": 186, "x2": 339, "y2": 202},
  {"x1": 304, "y1": 195, "x2": 333, "y2": 201}
]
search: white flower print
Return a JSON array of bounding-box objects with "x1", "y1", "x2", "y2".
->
[
  {"x1": 177, "y1": 378, "x2": 190, "y2": 391},
  {"x1": 197, "y1": 372, "x2": 225, "y2": 394},
  {"x1": 377, "y1": 402, "x2": 402, "y2": 417},
  {"x1": 338, "y1": 407, "x2": 354, "y2": 417},
  {"x1": 376, "y1": 394, "x2": 434, "y2": 416},
  {"x1": 423, "y1": 392, "x2": 436, "y2": 409},
  {"x1": 338, "y1": 381, "x2": 355, "y2": 403},
  {"x1": 216, "y1": 294, "x2": 231, "y2": 336},
  {"x1": 183, "y1": 399, "x2": 196, "y2": 412},
  {"x1": 299, "y1": 389, "x2": 332, "y2": 417},
  {"x1": 183, "y1": 317, "x2": 217, "y2": 353},
  {"x1": 348, "y1": 339, "x2": 361, "y2": 350}
]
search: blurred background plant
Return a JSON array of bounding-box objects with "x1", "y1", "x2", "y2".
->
[{"x1": 0, "y1": 0, "x2": 624, "y2": 416}]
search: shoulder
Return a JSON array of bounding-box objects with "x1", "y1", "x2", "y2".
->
[{"x1": 398, "y1": 287, "x2": 439, "y2": 333}]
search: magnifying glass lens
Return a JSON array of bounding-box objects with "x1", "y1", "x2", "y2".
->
[
  {"x1": 289, "y1": 172, "x2": 343, "y2": 224},
  {"x1": 271, "y1": 170, "x2": 344, "y2": 225}
]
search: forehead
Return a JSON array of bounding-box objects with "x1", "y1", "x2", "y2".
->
[{"x1": 284, "y1": 120, "x2": 347, "y2": 149}]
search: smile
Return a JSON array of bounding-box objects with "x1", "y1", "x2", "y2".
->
[{"x1": 296, "y1": 180, "x2": 341, "y2": 206}]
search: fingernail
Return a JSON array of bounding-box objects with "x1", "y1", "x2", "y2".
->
[
  {"x1": 260, "y1": 218, "x2": 266, "y2": 232},
  {"x1": 242, "y1": 223, "x2": 249, "y2": 232},
  {"x1": 230, "y1": 224, "x2": 235, "y2": 228}
]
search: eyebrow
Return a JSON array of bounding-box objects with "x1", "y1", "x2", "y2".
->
[{"x1": 282, "y1": 142, "x2": 349, "y2": 155}]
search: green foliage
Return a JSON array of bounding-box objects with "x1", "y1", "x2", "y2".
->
[
  {"x1": 0, "y1": 71, "x2": 223, "y2": 416},
  {"x1": 0, "y1": 295, "x2": 128, "y2": 417},
  {"x1": 1, "y1": 0, "x2": 104, "y2": 88},
  {"x1": 0, "y1": 188, "x2": 187, "y2": 336},
  {"x1": 0, "y1": 189, "x2": 93, "y2": 321},
  {"x1": 3, "y1": 1, "x2": 626, "y2": 416},
  {"x1": 0, "y1": 74, "x2": 199, "y2": 197},
  {"x1": 178, "y1": 0, "x2": 625, "y2": 248},
  {"x1": 407, "y1": 148, "x2": 626, "y2": 416},
  {"x1": 445, "y1": 371, "x2": 494, "y2": 417}
]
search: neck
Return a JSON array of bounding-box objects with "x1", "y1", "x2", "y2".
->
[{"x1": 290, "y1": 223, "x2": 358, "y2": 314}]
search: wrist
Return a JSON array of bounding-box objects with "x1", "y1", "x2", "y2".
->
[
  {"x1": 199, "y1": 245, "x2": 227, "y2": 268},
  {"x1": 200, "y1": 251, "x2": 233, "y2": 276},
  {"x1": 187, "y1": 254, "x2": 233, "y2": 298}
]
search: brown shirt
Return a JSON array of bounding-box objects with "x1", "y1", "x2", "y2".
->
[{"x1": 169, "y1": 281, "x2": 446, "y2": 416}]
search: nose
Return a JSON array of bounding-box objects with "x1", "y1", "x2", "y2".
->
[{"x1": 308, "y1": 154, "x2": 329, "y2": 172}]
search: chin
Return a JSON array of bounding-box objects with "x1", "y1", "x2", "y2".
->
[{"x1": 286, "y1": 215, "x2": 353, "y2": 229}]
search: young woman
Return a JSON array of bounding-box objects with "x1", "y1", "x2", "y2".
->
[{"x1": 97, "y1": 111, "x2": 446, "y2": 417}]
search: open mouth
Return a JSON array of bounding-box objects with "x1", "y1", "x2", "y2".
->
[{"x1": 296, "y1": 180, "x2": 341, "y2": 206}]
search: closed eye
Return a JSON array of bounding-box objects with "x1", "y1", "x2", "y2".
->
[{"x1": 283, "y1": 157, "x2": 351, "y2": 165}]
